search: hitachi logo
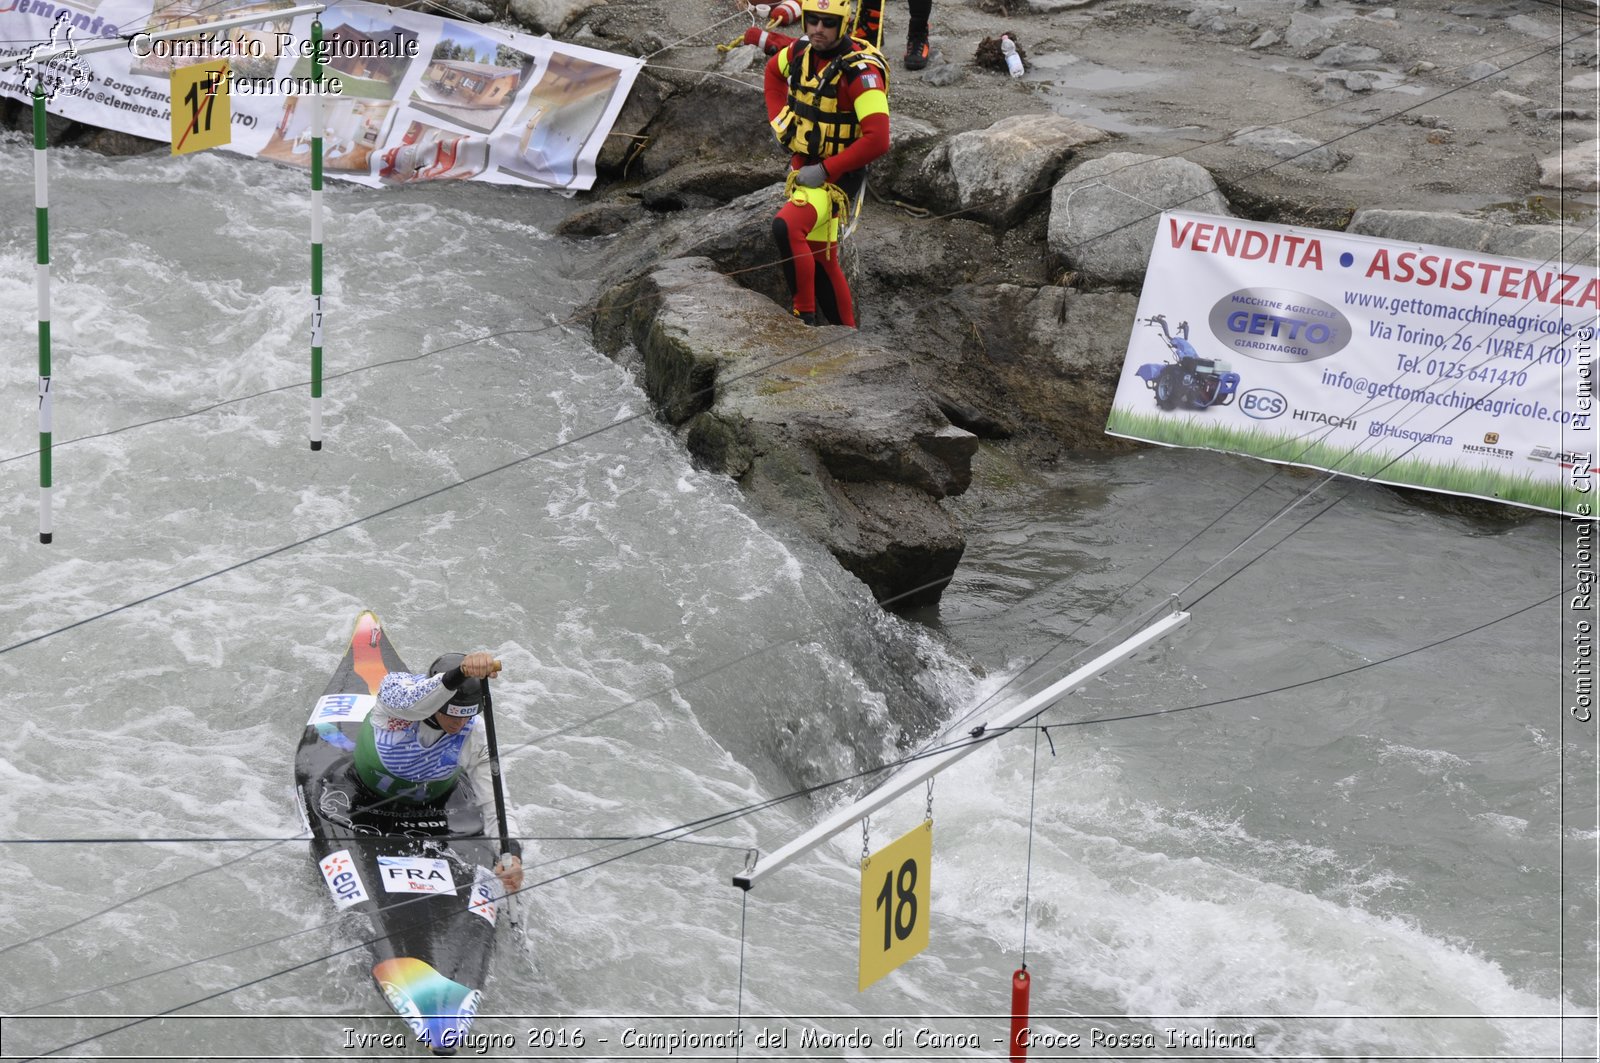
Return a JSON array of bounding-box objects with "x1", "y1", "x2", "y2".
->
[{"x1": 1294, "y1": 408, "x2": 1356, "y2": 430}]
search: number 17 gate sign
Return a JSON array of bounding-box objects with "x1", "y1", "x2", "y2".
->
[{"x1": 1105, "y1": 210, "x2": 1596, "y2": 516}]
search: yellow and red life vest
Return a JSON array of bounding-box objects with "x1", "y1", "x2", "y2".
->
[{"x1": 770, "y1": 40, "x2": 888, "y2": 160}]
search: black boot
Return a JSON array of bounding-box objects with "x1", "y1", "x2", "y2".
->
[{"x1": 904, "y1": 28, "x2": 930, "y2": 70}]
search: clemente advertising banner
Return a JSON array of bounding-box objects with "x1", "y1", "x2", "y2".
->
[
  {"x1": 0, "y1": 0, "x2": 642, "y2": 189},
  {"x1": 1106, "y1": 210, "x2": 1597, "y2": 516}
]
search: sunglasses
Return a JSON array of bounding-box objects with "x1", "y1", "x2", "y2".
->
[{"x1": 804, "y1": 13, "x2": 842, "y2": 28}]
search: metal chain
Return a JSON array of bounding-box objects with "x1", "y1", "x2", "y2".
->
[
  {"x1": 925, "y1": 778, "x2": 934, "y2": 823},
  {"x1": 861, "y1": 816, "x2": 870, "y2": 862}
]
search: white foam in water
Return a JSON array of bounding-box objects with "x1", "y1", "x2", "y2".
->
[
  {"x1": 0, "y1": 134, "x2": 1586, "y2": 1060},
  {"x1": 868, "y1": 743, "x2": 1581, "y2": 1057}
]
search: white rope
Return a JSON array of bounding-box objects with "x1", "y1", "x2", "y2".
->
[
  {"x1": 643, "y1": 9, "x2": 749, "y2": 59},
  {"x1": 645, "y1": 62, "x2": 765, "y2": 91},
  {"x1": 1056, "y1": 180, "x2": 1170, "y2": 249}
]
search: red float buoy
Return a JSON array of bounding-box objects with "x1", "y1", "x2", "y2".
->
[{"x1": 1009, "y1": 967, "x2": 1031, "y2": 1061}]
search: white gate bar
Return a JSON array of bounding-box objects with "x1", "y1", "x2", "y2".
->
[
  {"x1": 732, "y1": 609, "x2": 1190, "y2": 891},
  {"x1": 1, "y1": 3, "x2": 327, "y2": 69}
]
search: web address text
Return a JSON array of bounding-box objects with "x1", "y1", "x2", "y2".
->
[{"x1": 1345, "y1": 290, "x2": 1575, "y2": 338}]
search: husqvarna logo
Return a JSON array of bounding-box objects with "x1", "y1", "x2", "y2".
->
[{"x1": 1238, "y1": 388, "x2": 1287, "y2": 420}]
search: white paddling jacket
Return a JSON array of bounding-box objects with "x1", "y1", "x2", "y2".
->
[{"x1": 352, "y1": 670, "x2": 521, "y2": 849}]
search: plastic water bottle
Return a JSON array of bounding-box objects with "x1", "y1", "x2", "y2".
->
[{"x1": 1000, "y1": 35, "x2": 1024, "y2": 78}]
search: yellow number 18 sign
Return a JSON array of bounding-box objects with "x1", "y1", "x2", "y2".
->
[{"x1": 858, "y1": 820, "x2": 931, "y2": 990}]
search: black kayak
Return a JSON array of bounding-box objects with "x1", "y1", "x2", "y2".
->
[{"x1": 293, "y1": 611, "x2": 503, "y2": 1056}]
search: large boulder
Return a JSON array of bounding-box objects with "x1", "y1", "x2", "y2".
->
[
  {"x1": 1537, "y1": 141, "x2": 1599, "y2": 194},
  {"x1": 594, "y1": 258, "x2": 976, "y2": 606},
  {"x1": 595, "y1": 72, "x2": 671, "y2": 178},
  {"x1": 627, "y1": 72, "x2": 786, "y2": 183},
  {"x1": 635, "y1": 161, "x2": 783, "y2": 210},
  {"x1": 1284, "y1": 12, "x2": 1333, "y2": 49},
  {"x1": 943, "y1": 284, "x2": 1142, "y2": 448},
  {"x1": 1347, "y1": 209, "x2": 1596, "y2": 267},
  {"x1": 580, "y1": 182, "x2": 783, "y2": 303},
  {"x1": 1047, "y1": 152, "x2": 1233, "y2": 285},
  {"x1": 914, "y1": 114, "x2": 1110, "y2": 228},
  {"x1": 77, "y1": 128, "x2": 161, "y2": 156},
  {"x1": 860, "y1": 214, "x2": 1019, "y2": 293},
  {"x1": 507, "y1": 0, "x2": 604, "y2": 35},
  {"x1": 556, "y1": 197, "x2": 647, "y2": 238},
  {"x1": 874, "y1": 114, "x2": 944, "y2": 200},
  {"x1": 1313, "y1": 43, "x2": 1384, "y2": 67},
  {"x1": 1228, "y1": 126, "x2": 1348, "y2": 172}
]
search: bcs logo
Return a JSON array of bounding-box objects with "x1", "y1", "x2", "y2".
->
[{"x1": 1238, "y1": 388, "x2": 1287, "y2": 420}]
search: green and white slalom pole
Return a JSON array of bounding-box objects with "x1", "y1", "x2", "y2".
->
[
  {"x1": 34, "y1": 79, "x2": 53, "y2": 544},
  {"x1": 309, "y1": 18, "x2": 324, "y2": 451}
]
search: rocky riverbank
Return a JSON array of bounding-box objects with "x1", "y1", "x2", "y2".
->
[
  {"x1": 6, "y1": 0, "x2": 1595, "y2": 606},
  {"x1": 571, "y1": 0, "x2": 1596, "y2": 606}
]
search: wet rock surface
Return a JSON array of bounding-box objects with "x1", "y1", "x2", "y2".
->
[{"x1": 594, "y1": 258, "x2": 976, "y2": 607}]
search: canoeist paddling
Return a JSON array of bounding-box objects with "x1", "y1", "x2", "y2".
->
[
  {"x1": 295, "y1": 612, "x2": 523, "y2": 1056},
  {"x1": 362, "y1": 650, "x2": 524, "y2": 894}
]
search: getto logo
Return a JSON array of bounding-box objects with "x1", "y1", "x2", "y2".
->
[{"x1": 1208, "y1": 288, "x2": 1353, "y2": 363}]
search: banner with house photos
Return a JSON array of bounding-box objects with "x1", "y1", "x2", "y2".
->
[{"x1": 1, "y1": 0, "x2": 642, "y2": 188}]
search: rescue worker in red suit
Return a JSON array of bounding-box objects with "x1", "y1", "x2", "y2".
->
[
  {"x1": 743, "y1": 0, "x2": 932, "y2": 71},
  {"x1": 758, "y1": 0, "x2": 890, "y2": 326}
]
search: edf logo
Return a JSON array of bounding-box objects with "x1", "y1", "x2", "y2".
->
[
  {"x1": 320, "y1": 849, "x2": 369, "y2": 909},
  {"x1": 1238, "y1": 388, "x2": 1287, "y2": 420}
]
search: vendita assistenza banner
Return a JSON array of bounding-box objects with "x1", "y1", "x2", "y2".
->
[
  {"x1": 0, "y1": 0, "x2": 642, "y2": 189},
  {"x1": 1107, "y1": 210, "x2": 1596, "y2": 516}
]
